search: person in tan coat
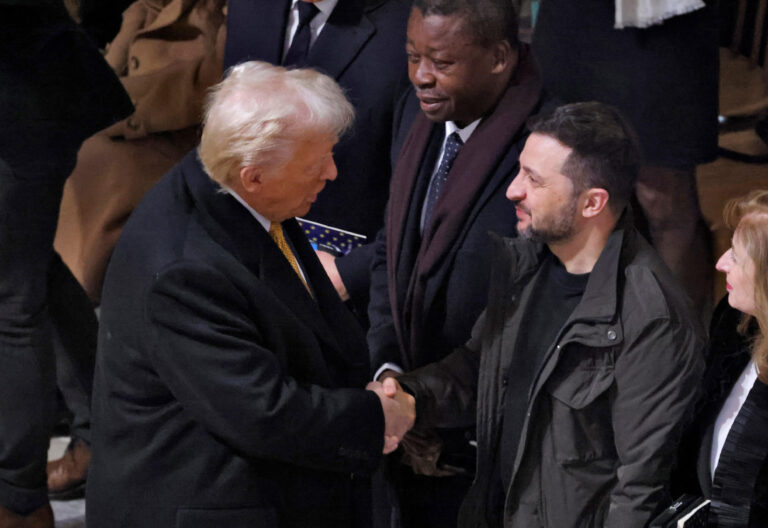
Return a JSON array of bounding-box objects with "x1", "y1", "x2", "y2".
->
[
  {"x1": 54, "y1": 0, "x2": 226, "y2": 303},
  {"x1": 47, "y1": 0, "x2": 225, "y2": 500}
]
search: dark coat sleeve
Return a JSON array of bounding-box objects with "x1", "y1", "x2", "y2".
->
[
  {"x1": 397, "y1": 310, "x2": 484, "y2": 431},
  {"x1": 145, "y1": 260, "x2": 385, "y2": 473},
  {"x1": 366, "y1": 225, "x2": 402, "y2": 375},
  {"x1": 606, "y1": 317, "x2": 703, "y2": 527}
]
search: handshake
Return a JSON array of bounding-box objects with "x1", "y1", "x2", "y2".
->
[{"x1": 367, "y1": 377, "x2": 416, "y2": 454}]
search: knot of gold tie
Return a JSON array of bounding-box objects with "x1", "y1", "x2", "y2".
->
[{"x1": 269, "y1": 222, "x2": 311, "y2": 294}]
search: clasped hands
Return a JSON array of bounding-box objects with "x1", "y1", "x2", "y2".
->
[{"x1": 367, "y1": 377, "x2": 415, "y2": 454}]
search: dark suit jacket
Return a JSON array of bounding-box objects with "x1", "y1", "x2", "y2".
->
[
  {"x1": 367, "y1": 48, "x2": 544, "y2": 374},
  {"x1": 674, "y1": 298, "x2": 768, "y2": 527},
  {"x1": 87, "y1": 152, "x2": 385, "y2": 528},
  {"x1": 223, "y1": 0, "x2": 411, "y2": 303}
]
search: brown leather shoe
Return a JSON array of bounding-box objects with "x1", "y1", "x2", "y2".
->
[
  {"x1": 46, "y1": 438, "x2": 90, "y2": 500},
  {"x1": 0, "y1": 503, "x2": 54, "y2": 528}
]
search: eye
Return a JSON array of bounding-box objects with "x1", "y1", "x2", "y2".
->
[
  {"x1": 406, "y1": 51, "x2": 419, "y2": 64},
  {"x1": 432, "y1": 59, "x2": 451, "y2": 70}
]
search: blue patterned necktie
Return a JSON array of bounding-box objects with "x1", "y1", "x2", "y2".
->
[
  {"x1": 422, "y1": 132, "x2": 464, "y2": 230},
  {"x1": 283, "y1": 2, "x2": 320, "y2": 67}
]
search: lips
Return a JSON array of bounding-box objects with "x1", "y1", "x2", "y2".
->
[
  {"x1": 726, "y1": 282, "x2": 732, "y2": 291},
  {"x1": 416, "y1": 93, "x2": 446, "y2": 112}
]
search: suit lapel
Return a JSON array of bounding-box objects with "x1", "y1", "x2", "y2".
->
[
  {"x1": 307, "y1": 0, "x2": 375, "y2": 79},
  {"x1": 181, "y1": 153, "x2": 358, "y2": 369},
  {"x1": 419, "y1": 151, "x2": 519, "y2": 321},
  {"x1": 285, "y1": 220, "x2": 369, "y2": 375},
  {"x1": 223, "y1": 0, "x2": 289, "y2": 68}
]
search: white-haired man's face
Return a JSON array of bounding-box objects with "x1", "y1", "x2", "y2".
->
[{"x1": 241, "y1": 134, "x2": 338, "y2": 222}]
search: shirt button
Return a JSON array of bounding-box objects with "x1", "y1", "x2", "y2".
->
[
  {"x1": 607, "y1": 329, "x2": 617, "y2": 340},
  {"x1": 502, "y1": 377, "x2": 508, "y2": 386}
]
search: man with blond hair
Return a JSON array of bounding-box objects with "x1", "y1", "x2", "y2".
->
[{"x1": 87, "y1": 61, "x2": 414, "y2": 528}]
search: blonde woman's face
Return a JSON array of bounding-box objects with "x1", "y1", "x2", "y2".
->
[{"x1": 716, "y1": 234, "x2": 758, "y2": 316}]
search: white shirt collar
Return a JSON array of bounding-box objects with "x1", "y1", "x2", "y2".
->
[
  {"x1": 445, "y1": 118, "x2": 481, "y2": 144},
  {"x1": 219, "y1": 184, "x2": 271, "y2": 232}
]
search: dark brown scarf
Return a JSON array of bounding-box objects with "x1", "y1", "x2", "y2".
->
[{"x1": 386, "y1": 46, "x2": 542, "y2": 365}]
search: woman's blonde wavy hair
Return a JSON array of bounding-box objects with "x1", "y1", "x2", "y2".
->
[{"x1": 723, "y1": 190, "x2": 768, "y2": 381}]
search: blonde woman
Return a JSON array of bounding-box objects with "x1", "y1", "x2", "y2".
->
[{"x1": 675, "y1": 190, "x2": 768, "y2": 527}]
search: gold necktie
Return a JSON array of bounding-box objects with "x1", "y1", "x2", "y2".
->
[{"x1": 269, "y1": 222, "x2": 310, "y2": 294}]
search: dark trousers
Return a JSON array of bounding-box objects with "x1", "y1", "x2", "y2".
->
[
  {"x1": 0, "y1": 154, "x2": 97, "y2": 514},
  {"x1": 394, "y1": 465, "x2": 473, "y2": 528}
]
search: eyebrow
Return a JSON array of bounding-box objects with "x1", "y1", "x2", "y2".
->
[{"x1": 520, "y1": 164, "x2": 540, "y2": 179}]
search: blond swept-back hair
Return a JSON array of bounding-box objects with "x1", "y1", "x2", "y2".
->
[
  {"x1": 198, "y1": 61, "x2": 355, "y2": 185},
  {"x1": 723, "y1": 190, "x2": 768, "y2": 381}
]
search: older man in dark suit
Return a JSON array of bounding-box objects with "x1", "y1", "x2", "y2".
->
[
  {"x1": 366, "y1": 0, "x2": 544, "y2": 525},
  {"x1": 224, "y1": 0, "x2": 411, "y2": 314},
  {"x1": 86, "y1": 62, "x2": 414, "y2": 528}
]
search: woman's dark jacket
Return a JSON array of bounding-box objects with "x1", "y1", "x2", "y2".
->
[{"x1": 674, "y1": 298, "x2": 768, "y2": 527}]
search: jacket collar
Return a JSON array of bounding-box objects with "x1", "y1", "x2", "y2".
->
[
  {"x1": 505, "y1": 207, "x2": 635, "y2": 345},
  {"x1": 307, "y1": 0, "x2": 375, "y2": 79}
]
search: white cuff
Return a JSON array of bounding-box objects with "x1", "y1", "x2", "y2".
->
[{"x1": 373, "y1": 362, "x2": 403, "y2": 382}]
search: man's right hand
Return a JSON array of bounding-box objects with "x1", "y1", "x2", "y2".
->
[{"x1": 367, "y1": 378, "x2": 415, "y2": 454}]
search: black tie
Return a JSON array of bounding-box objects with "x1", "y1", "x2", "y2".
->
[
  {"x1": 283, "y1": 2, "x2": 320, "y2": 67},
  {"x1": 422, "y1": 132, "x2": 463, "y2": 230}
]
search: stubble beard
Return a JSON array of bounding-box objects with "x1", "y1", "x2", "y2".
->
[{"x1": 518, "y1": 200, "x2": 578, "y2": 245}]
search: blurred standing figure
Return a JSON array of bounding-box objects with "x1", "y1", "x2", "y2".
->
[
  {"x1": 675, "y1": 190, "x2": 768, "y2": 527},
  {"x1": 224, "y1": 0, "x2": 411, "y2": 316},
  {"x1": 55, "y1": 0, "x2": 227, "y2": 303},
  {"x1": 0, "y1": 1, "x2": 132, "y2": 526},
  {"x1": 532, "y1": 0, "x2": 719, "y2": 314},
  {"x1": 49, "y1": 0, "x2": 226, "y2": 501}
]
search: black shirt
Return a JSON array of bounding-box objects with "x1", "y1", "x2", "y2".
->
[{"x1": 499, "y1": 251, "x2": 589, "y2": 488}]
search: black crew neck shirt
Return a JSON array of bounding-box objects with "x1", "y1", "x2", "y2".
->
[{"x1": 498, "y1": 251, "x2": 590, "y2": 488}]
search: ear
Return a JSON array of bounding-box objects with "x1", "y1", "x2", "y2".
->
[
  {"x1": 581, "y1": 188, "x2": 610, "y2": 219},
  {"x1": 491, "y1": 41, "x2": 516, "y2": 74},
  {"x1": 239, "y1": 165, "x2": 263, "y2": 194}
]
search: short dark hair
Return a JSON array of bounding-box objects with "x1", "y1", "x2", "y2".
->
[
  {"x1": 412, "y1": 0, "x2": 519, "y2": 48},
  {"x1": 528, "y1": 102, "x2": 640, "y2": 213}
]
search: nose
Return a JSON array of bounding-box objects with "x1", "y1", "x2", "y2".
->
[
  {"x1": 506, "y1": 172, "x2": 525, "y2": 202},
  {"x1": 410, "y1": 59, "x2": 434, "y2": 89},
  {"x1": 715, "y1": 249, "x2": 730, "y2": 273},
  {"x1": 323, "y1": 156, "x2": 338, "y2": 181}
]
